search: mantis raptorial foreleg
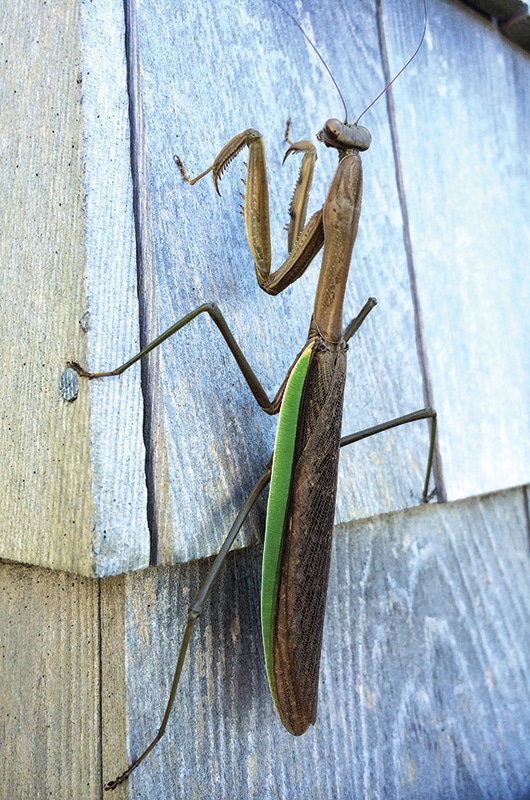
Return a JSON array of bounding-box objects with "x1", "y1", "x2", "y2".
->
[{"x1": 175, "y1": 125, "x2": 328, "y2": 294}]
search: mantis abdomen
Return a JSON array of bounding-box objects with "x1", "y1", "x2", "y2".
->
[{"x1": 262, "y1": 342, "x2": 347, "y2": 734}]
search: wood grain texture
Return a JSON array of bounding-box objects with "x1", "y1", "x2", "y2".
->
[
  {"x1": 131, "y1": 0, "x2": 434, "y2": 567},
  {"x1": 0, "y1": 561, "x2": 101, "y2": 799},
  {"x1": 0, "y1": 0, "x2": 95, "y2": 573},
  {"x1": 3, "y1": 3, "x2": 530, "y2": 797},
  {"x1": 101, "y1": 0, "x2": 529, "y2": 569},
  {"x1": 386, "y1": 0, "x2": 530, "y2": 501},
  {"x1": 0, "y1": 0, "x2": 149, "y2": 575},
  {"x1": 4, "y1": 0, "x2": 528, "y2": 575},
  {"x1": 3, "y1": 489, "x2": 529, "y2": 797},
  {"x1": 100, "y1": 574, "x2": 130, "y2": 798},
  {"x1": 106, "y1": 488, "x2": 530, "y2": 798},
  {"x1": 79, "y1": 0, "x2": 150, "y2": 575}
]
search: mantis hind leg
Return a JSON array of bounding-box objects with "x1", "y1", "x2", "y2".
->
[
  {"x1": 104, "y1": 467, "x2": 272, "y2": 791},
  {"x1": 341, "y1": 298, "x2": 437, "y2": 501},
  {"x1": 340, "y1": 409, "x2": 437, "y2": 503}
]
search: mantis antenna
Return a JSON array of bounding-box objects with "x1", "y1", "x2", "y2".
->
[
  {"x1": 269, "y1": 0, "x2": 427, "y2": 126},
  {"x1": 269, "y1": 0, "x2": 349, "y2": 122},
  {"x1": 355, "y1": 0, "x2": 427, "y2": 125}
]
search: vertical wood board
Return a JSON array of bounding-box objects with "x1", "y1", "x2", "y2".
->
[
  {"x1": 104, "y1": 488, "x2": 530, "y2": 798},
  {"x1": 387, "y1": 0, "x2": 530, "y2": 500},
  {"x1": 0, "y1": 0, "x2": 149, "y2": 575},
  {"x1": 79, "y1": 0, "x2": 150, "y2": 574},
  {"x1": 3, "y1": 0, "x2": 529, "y2": 577},
  {"x1": 131, "y1": 0, "x2": 434, "y2": 566},
  {"x1": 0, "y1": 0, "x2": 95, "y2": 574},
  {"x1": 0, "y1": 561, "x2": 101, "y2": 799}
]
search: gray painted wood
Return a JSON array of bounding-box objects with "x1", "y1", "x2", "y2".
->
[
  {"x1": 109, "y1": 0, "x2": 529, "y2": 570},
  {"x1": 80, "y1": 0, "x2": 150, "y2": 574},
  {"x1": 3, "y1": 3, "x2": 530, "y2": 797},
  {"x1": 3, "y1": 0, "x2": 529, "y2": 575},
  {"x1": 108, "y1": 488, "x2": 530, "y2": 798},
  {"x1": 130, "y1": 0, "x2": 437, "y2": 568},
  {"x1": 387, "y1": 0, "x2": 530, "y2": 501},
  {"x1": 0, "y1": 0, "x2": 149, "y2": 575},
  {"x1": 4, "y1": 490, "x2": 529, "y2": 797},
  {"x1": 0, "y1": 561, "x2": 101, "y2": 798}
]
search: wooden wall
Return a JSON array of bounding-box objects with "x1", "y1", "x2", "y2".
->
[{"x1": 1, "y1": 0, "x2": 529, "y2": 797}]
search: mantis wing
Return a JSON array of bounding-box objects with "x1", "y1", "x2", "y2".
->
[{"x1": 262, "y1": 343, "x2": 347, "y2": 734}]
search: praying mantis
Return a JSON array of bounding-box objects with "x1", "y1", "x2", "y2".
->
[{"x1": 70, "y1": 0, "x2": 435, "y2": 790}]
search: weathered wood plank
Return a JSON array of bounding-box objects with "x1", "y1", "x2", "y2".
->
[
  {"x1": 133, "y1": 0, "x2": 433, "y2": 566},
  {"x1": 86, "y1": 0, "x2": 529, "y2": 570},
  {"x1": 100, "y1": 574, "x2": 130, "y2": 797},
  {"x1": 0, "y1": 562, "x2": 101, "y2": 798},
  {"x1": 3, "y1": 490, "x2": 528, "y2": 795},
  {"x1": 105, "y1": 487, "x2": 530, "y2": 798},
  {"x1": 78, "y1": 0, "x2": 150, "y2": 574},
  {"x1": 2, "y1": 0, "x2": 528, "y2": 583},
  {"x1": 0, "y1": 0, "x2": 149, "y2": 575},
  {"x1": 386, "y1": 0, "x2": 530, "y2": 500}
]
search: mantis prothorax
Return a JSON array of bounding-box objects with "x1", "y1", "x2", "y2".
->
[{"x1": 70, "y1": 0, "x2": 435, "y2": 790}]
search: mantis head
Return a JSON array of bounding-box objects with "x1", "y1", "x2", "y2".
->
[{"x1": 316, "y1": 120, "x2": 372, "y2": 154}]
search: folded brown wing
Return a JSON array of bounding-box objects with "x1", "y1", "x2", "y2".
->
[{"x1": 272, "y1": 346, "x2": 347, "y2": 735}]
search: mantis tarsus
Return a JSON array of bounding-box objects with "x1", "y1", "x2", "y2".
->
[{"x1": 70, "y1": 0, "x2": 435, "y2": 790}]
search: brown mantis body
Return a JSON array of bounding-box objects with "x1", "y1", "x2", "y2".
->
[
  {"x1": 172, "y1": 116, "x2": 436, "y2": 737},
  {"x1": 69, "y1": 1, "x2": 435, "y2": 789},
  {"x1": 72, "y1": 116, "x2": 436, "y2": 787}
]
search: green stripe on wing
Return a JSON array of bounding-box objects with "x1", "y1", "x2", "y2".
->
[{"x1": 261, "y1": 342, "x2": 314, "y2": 703}]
